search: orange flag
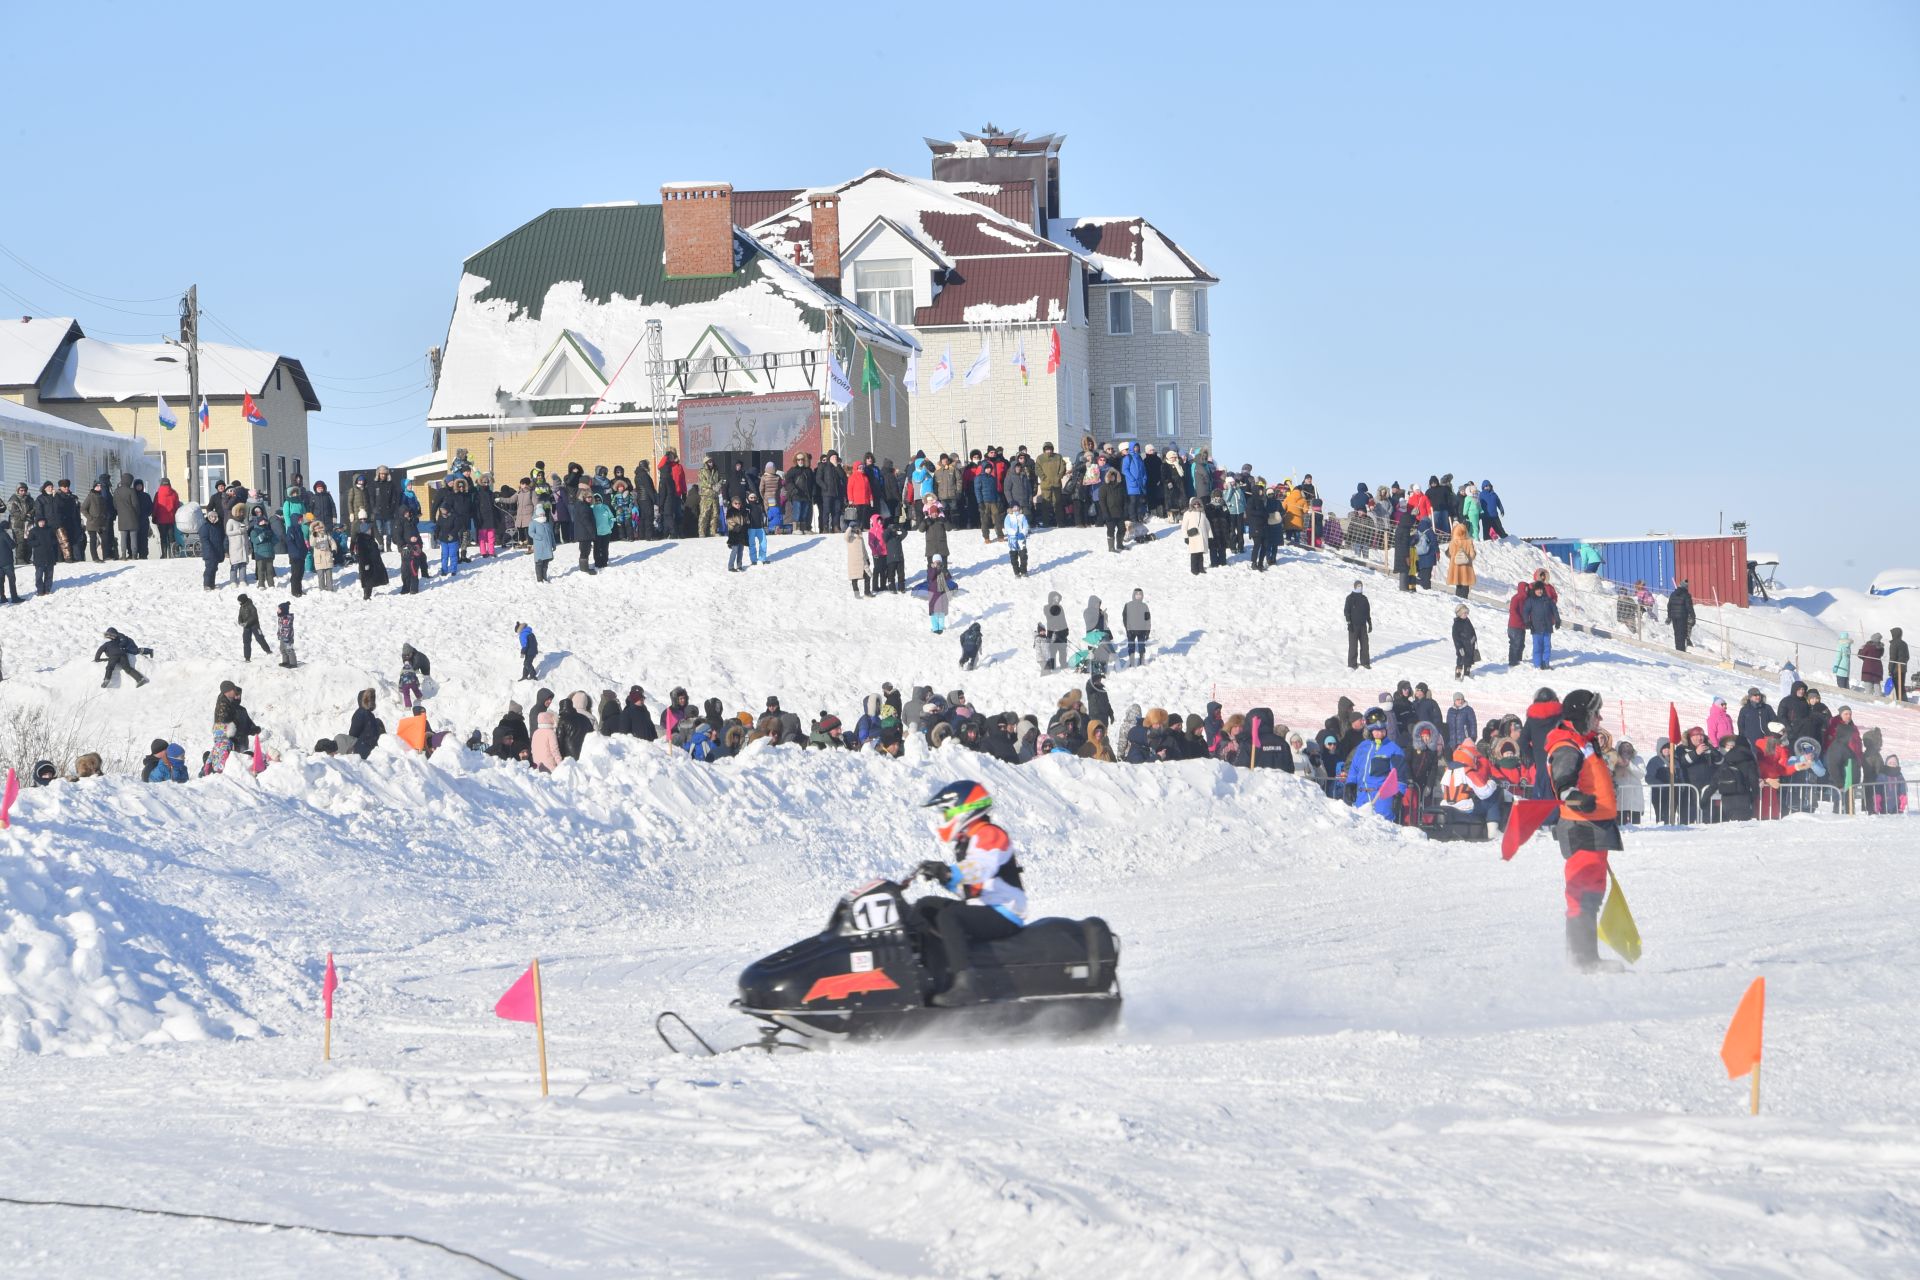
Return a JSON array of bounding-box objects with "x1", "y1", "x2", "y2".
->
[{"x1": 1720, "y1": 976, "x2": 1765, "y2": 1078}]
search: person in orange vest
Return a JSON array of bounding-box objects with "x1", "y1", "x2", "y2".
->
[{"x1": 1545, "y1": 689, "x2": 1621, "y2": 970}]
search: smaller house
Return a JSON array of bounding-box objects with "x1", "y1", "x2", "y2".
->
[
  {"x1": 0, "y1": 394, "x2": 162, "y2": 495},
  {"x1": 0, "y1": 315, "x2": 319, "y2": 502}
]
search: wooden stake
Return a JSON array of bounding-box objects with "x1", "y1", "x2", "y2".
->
[
  {"x1": 323, "y1": 1015, "x2": 332, "y2": 1062},
  {"x1": 1750, "y1": 1059, "x2": 1761, "y2": 1116},
  {"x1": 532, "y1": 957, "x2": 549, "y2": 1099}
]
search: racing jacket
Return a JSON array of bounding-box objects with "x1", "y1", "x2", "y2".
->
[{"x1": 948, "y1": 819, "x2": 1027, "y2": 924}]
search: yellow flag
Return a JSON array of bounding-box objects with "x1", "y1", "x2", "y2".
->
[{"x1": 1597, "y1": 870, "x2": 1642, "y2": 964}]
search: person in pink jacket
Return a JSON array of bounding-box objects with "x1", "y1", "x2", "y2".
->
[
  {"x1": 1706, "y1": 696, "x2": 1735, "y2": 746},
  {"x1": 531, "y1": 710, "x2": 562, "y2": 772}
]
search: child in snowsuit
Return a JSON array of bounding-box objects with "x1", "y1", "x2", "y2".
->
[
  {"x1": 530, "y1": 508, "x2": 555, "y2": 582},
  {"x1": 399, "y1": 656, "x2": 421, "y2": 709},
  {"x1": 959, "y1": 621, "x2": 983, "y2": 670},
  {"x1": 1121, "y1": 588, "x2": 1151, "y2": 667},
  {"x1": 516, "y1": 621, "x2": 538, "y2": 680},
  {"x1": 276, "y1": 601, "x2": 298, "y2": 669},
  {"x1": 1003, "y1": 504, "x2": 1031, "y2": 577},
  {"x1": 311, "y1": 521, "x2": 337, "y2": 592},
  {"x1": 400, "y1": 535, "x2": 428, "y2": 593}
]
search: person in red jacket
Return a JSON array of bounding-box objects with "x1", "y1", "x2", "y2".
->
[
  {"x1": 845, "y1": 454, "x2": 875, "y2": 526},
  {"x1": 1754, "y1": 724, "x2": 1791, "y2": 819},
  {"x1": 655, "y1": 450, "x2": 686, "y2": 538},
  {"x1": 151, "y1": 477, "x2": 181, "y2": 558},
  {"x1": 1522, "y1": 687, "x2": 1562, "y2": 799},
  {"x1": 1506, "y1": 580, "x2": 1530, "y2": 667},
  {"x1": 1546, "y1": 689, "x2": 1622, "y2": 970}
]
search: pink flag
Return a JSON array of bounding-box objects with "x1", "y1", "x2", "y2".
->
[
  {"x1": 0, "y1": 767, "x2": 17, "y2": 829},
  {"x1": 251, "y1": 737, "x2": 267, "y2": 774},
  {"x1": 323, "y1": 953, "x2": 338, "y2": 1020},
  {"x1": 495, "y1": 963, "x2": 539, "y2": 1023},
  {"x1": 1375, "y1": 767, "x2": 1401, "y2": 800}
]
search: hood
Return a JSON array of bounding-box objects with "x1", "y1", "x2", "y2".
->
[
  {"x1": 1085, "y1": 595, "x2": 1102, "y2": 610},
  {"x1": 120, "y1": 471, "x2": 133, "y2": 486},
  {"x1": 570, "y1": 692, "x2": 591, "y2": 714},
  {"x1": 1526, "y1": 699, "x2": 1563, "y2": 720},
  {"x1": 1047, "y1": 591, "x2": 1061, "y2": 606}
]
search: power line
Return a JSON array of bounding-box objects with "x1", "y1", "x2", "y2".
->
[
  {"x1": 310, "y1": 356, "x2": 433, "y2": 384},
  {"x1": 0, "y1": 241, "x2": 182, "y2": 315},
  {"x1": 0, "y1": 278, "x2": 172, "y2": 340}
]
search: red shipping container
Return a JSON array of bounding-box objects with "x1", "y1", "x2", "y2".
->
[{"x1": 1674, "y1": 535, "x2": 1749, "y2": 608}]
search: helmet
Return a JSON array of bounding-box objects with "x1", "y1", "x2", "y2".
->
[
  {"x1": 924, "y1": 780, "x2": 992, "y2": 843},
  {"x1": 1561, "y1": 690, "x2": 1603, "y2": 734}
]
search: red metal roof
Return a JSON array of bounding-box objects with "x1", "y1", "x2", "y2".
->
[
  {"x1": 914, "y1": 258, "x2": 1071, "y2": 328},
  {"x1": 955, "y1": 180, "x2": 1035, "y2": 227},
  {"x1": 918, "y1": 210, "x2": 1054, "y2": 257},
  {"x1": 731, "y1": 189, "x2": 803, "y2": 229}
]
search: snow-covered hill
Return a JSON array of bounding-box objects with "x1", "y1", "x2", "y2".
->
[{"x1": 2, "y1": 526, "x2": 1918, "y2": 1277}]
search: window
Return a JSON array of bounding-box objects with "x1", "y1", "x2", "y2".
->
[
  {"x1": 1110, "y1": 385, "x2": 1136, "y2": 437},
  {"x1": 1152, "y1": 288, "x2": 1174, "y2": 334},
  {"x1": 1077, "y1": 369, "x2": 1090, "y2": 428},
  {"x1": 1156, "y1": 382, "x2": 1179, "y2": 436},
  {"x1": 1193, "y1": 289, "x2": 1208, "y2": 334},
  {"x1": 278, "y1": 455, "x2": 288, "y2": 498},
  {"x1": 1107, "y1": 291, "x2": 1132, "y2": 336},
  {"x1": 274, "y1": 365, "x2": 283, "y2": 391},
  {"x1": 26, "y1": 446, "x2": 40, "y2": 486},
  {"x1": 261, "y1": 452, "x2": 272, "y2": 496},
  {"x1": 854, "y1": 258, "x2": 915, "y2": 326},
  {"x1": 60, "y1": 450, "x2": 74, "y2": 483},
  {"x1": 198, "y1": 449, "x2": 228, "y2": 495},
  {"x1": 1198, "y1": 382, "x2": 1211, "y2": 436}
]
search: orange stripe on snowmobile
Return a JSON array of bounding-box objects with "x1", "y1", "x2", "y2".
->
[{"x1": 803, "y1": 970, "x2": 901, "y2": 1003}]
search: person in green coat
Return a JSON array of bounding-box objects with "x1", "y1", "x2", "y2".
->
[
  {"x1": 1833, "y1": 632, "x2": 1853, "y2": 690},
  {"x1": 1460, "y1": 482, "x2": 1484, "y2": 540}
]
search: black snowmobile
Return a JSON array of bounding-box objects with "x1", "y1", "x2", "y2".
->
[{"x1": 657, "y1": 870, "x2": 1121, "y2": 1055}]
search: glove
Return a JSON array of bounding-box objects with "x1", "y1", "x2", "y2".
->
[
  {"x1": 1562, "y1": 790, "x2": 1597, "y2": 813},
  {"x1": 914, "y1": 860, "x2": 951, "y2": 885}
]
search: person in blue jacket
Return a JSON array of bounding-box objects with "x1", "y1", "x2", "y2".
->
[
  {"x1": 971, "y1": 462, "x2": 1004, "y2": 543},
  {"x1": 1344, "y1": 719, "x2": 1407, "y2": 818},
  {"x1": 1478, "y1": 480, "x2": 1506, "y2": 538},
  {"x1": 1120, "y1": 443, "x2": 1148, "y2": 527}
]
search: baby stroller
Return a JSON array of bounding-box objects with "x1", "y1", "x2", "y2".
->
[{"x1": 1069, "y1": 628, "x2": 1115, "y2": 677}]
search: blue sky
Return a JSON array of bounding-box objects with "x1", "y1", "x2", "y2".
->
[{"x1": 5, "y1": 2, "x2": 1913, "y2": 584}]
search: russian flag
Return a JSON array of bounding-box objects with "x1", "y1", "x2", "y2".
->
[
  {"x1": 243, "y1": 392, "x2": 267, "y2": 428},
  {"x1": 198, "y1": 397, "x2": 210, "y2": 432}
]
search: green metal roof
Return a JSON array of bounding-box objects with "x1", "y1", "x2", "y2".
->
[{"x1": 468, "y1": 204, "x2": 823, "y2": 333}]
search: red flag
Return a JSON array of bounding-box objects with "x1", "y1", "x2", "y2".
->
[
  {"x1": 1721, "y1": 976, "x2": 1765, "y2": 1078},
  {"x1": 1045, "y1": 327, "x2": 1060, "y2": 375},
  {"x1": 0, "y1": 767, "x2": 17, "y2": 829},
  {"x1": 495, "y1": 962, "x2": 539, "y2": 1023},
  {"x1": 1668, "y1": 702, "x2": 1682, "y2": 751},
  {"x1": 1501, "y1": 798, "x2": 1560, "y2": 860},
  {"x1": 251, "y1": 737, "x2": 267, "y2": 774},
  {"x1": 323, "y1": 953, "x2": 338, "y2": 1020},
  {"x1": 242, "y1": 391, "x2": 268, "y2": 427}
]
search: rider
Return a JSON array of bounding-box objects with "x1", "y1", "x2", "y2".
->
[
  {"x1": 914, "y1": 780, "x2": 1026, "y2": 1007},
  {"x1": 1546, "y1": 689, "x2": 1622, "y2": 970}
]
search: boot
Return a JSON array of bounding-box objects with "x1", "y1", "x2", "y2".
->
[
  {"x1": 932, "y1": 969, "x2": 983, "y2": 1007},
  {"x1": 1565, "y1": 912, "x2": 1601, "y2": 972}
]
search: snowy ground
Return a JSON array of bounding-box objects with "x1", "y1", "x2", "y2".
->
[{"x1": 3, "y1": 526, "x2": 1918, "y2": 1276}]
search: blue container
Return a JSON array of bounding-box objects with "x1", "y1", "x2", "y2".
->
[
  {"x1": 1591, "y1": 539, "x2": 1676, "y2": 592},
  {"x1": 1526, "y1": 538, "x2": 1581, "y2": 569}
]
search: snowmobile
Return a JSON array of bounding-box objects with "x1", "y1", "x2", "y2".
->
[{"x1": 657, "y1": 870, "x2": 1121, "y2": 1055}]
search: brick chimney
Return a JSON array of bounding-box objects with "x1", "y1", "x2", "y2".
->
[
  {"x1": 807, "y1": 192, "x2": 842, "y2": 295},
  {"x1": 661, "y1": 182, "x2": 736, "y2": 278}
]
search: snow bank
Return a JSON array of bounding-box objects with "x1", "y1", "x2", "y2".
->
[{"x1": 1, "y1": 826, "x2": 257, "y2": 1055}]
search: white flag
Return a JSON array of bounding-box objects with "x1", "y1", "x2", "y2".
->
[
  {"x1": 826, "y1": 351, "x2": 853, "y2": 407},
  {"x1": 964, "y1": 338, "x2": 991, "y2": 387},
  {"x1": 156, "y1": 395, "x2": 179, "y2": 431},
  {"x1": 904, "y1": 349, "x2": 918, "y2": 394},
  {"x1": 929, "y1": 346, "x2": 953, "y2": 393}
]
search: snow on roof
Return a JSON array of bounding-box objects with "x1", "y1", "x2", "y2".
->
[
  {"x1": 37, "y1": 336, "x2": 321, "y2": 409},
  {"x1": 1869, "y1": 569, "x2": 1920, "y2": 594},
  {"x1": 0, "y1": 316, "x2": 83, "y2": 387},
  {"x1": 428, "y1": 206, "x2": 915, "y2": 423},
  {"x1": 749, "y1": 170, "x2": 1064, "y2": 269},
  {"x1": 1048, "y1": 216, "x2": 1216, "y2": 283}
]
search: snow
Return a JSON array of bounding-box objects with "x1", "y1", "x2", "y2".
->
[
  {"x1": 961, "y1": 296, "x2": 1042, "y2": 324},
  {"x1": 973, "y1": 221, "x2": 1033, "y2": 248},
  {"x1": 1870, "y1": 568, "x2": 1920, "y2": 596},
  {"x1": 1, "y1": 525, "x2": 1917, "y2": 1275},
  {"x1": 1049, "y1": 216, "x2": 1214, "y2": 283},
  {"x1": 749, "y1": 170, "x2": 1056, "y2": 270},
  {"x1": 0, "y1": 396, "x2": 167, "y2": 486},
  {"x1": 0, "y1": 315, "x2": 79, "y2": 386},
  {"x1": 41, "y1": 336, "x2": 285, "y2": 401}
]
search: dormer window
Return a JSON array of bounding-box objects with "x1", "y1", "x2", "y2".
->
[{"x1": 855, "y1": 259, "x2": 914, "y2": 325}]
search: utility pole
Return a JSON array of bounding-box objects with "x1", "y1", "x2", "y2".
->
[{"x1": 181, "y1": 286, "x2": 201, "y2": 503}]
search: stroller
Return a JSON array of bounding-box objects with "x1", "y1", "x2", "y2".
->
[{"x1": 1069, "y1": 628, "x2": 1115, "y2": 677}]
